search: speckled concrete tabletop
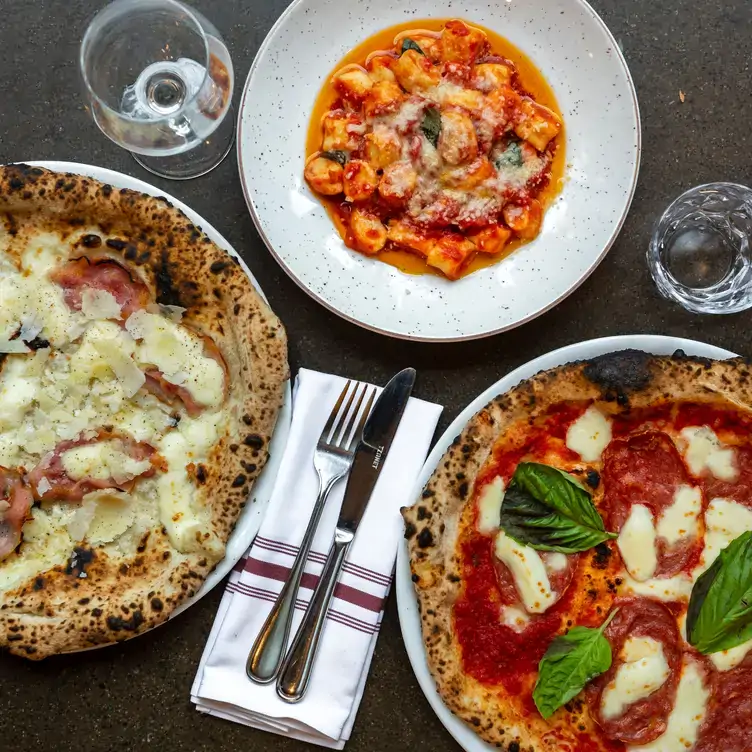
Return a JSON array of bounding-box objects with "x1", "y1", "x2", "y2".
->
[{"x1": 1, "y1": 0, "x2": 751, "y2": 750}]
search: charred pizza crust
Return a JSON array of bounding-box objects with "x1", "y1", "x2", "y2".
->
[
  {"x1": 402, "y1": 349, "x2": 752, "y2": 751},
  {"x1": 0, "y1": 164, "x2": 288, "y2": 658}
]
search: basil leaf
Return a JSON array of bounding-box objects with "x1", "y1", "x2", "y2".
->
[
  {"x1": 420, "y1": 106, "x2": 442, "y2": 148},
  {"x1": 319, "y1": 150, "x2": 348, "y2": 166},
  {"x1": 500, "y1": 462, "x2": 617, "y2": 553},
  {"x1": 495, "y1": 140, "x2": 523, "y2": 169},
  {"x1": 400, "y1": 38, "x2": 425, "y2": 56},
  {"x1": 533, "y1": 610, "x2": 617, "y2": 719},
  {"x1": 687, "y1": 531, "x2": 752, "y2": 653}
]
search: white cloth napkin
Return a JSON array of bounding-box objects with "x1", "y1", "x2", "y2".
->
[{"x1": 191, "y1": 368, "x2": 443, "y2": 749}]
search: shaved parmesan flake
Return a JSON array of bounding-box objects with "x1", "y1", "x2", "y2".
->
[
  {"x1": 81, "y1": 289, "x2": 122, "y2": 321},
  {"x1": 36, "y1": 477, "x2": 52, "y2": 496},
  {"x1": 146, "y1": 303, "x2": 186, "y2": 322},
  {"x1": 19, "y1": 315, "x2": 43, "y2": 342},
  {"x1": 0, "y1": 339, "x2": 30, "y2": 354},
  {"x1": 67, "y1": 499, "x2": 97, "y2": 542},
  {"x1": 82, "y1": 490, "x2": 135, "y2": 545},
  {"x1": 92, "y1": 338, "x2": 145, "y2": 398}
]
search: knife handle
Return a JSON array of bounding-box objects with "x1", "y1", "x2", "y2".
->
[{"x1": 276, "y1": 528, "x2": 353, "y2": 703}]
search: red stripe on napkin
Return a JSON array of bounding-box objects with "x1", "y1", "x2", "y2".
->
[{"x1": 243, "y1": 556, "x2": 384, "y2": 613}]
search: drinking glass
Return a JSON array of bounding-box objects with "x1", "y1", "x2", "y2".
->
[
  {"x1": 648, "y1": 183, "x2": 752, "y2": 314},
  {"x1": 80, "y1": 0, "x2": 235, "y2": 180}
]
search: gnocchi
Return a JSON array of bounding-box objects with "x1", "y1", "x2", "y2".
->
[{"x1": 304, "y1": 19, "x2": 563, "y2": 280}]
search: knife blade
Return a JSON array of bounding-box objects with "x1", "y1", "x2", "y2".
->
[
  {"x1": 276, "y1": 367, "x2": 416, "y2": 703},
  {"x1": 337, "y1": 366, "x2": 416, "y2": 534}
]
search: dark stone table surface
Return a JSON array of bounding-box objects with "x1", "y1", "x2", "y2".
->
[{"x1": 1, "y1": 0, "x2": 751, "y2": 750}]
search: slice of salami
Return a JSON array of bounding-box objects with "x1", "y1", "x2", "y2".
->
[
  {"x1": 701, "y1": 445, "x2": 752, "y2": 509},
  {"x1": 695, "y1": 657, "x2": 752, "y2": 752},
  {"x1": 602, "y1": 430, "x2": 703, "y2": 576},
  {"x1": 587, "y1": 597, "x2": 682, "y2": 744}
]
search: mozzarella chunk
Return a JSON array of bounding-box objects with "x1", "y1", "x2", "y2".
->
[
  {"x1": 565, "y1": 406, "x2": 612, "y2": 462},
  {"x1": 680, "y1": 426, "x2": 737, "y2": 481},
  {"x1": 0, "y1": 355, "x2": 40, "y2": 430},
  {"x1": 697, "y1": 498, "x2": 752, "y2": 575},
  {"x1": 622, "y1": 572, "x2": 693, "y2": 602},
  {"x1": 546, "y1": 552, "x2": 569, "y2": 572},
  {"x1": 499, "y1": 604, "x2": 530, "y2": 632},
  {"x1": 477, "y1": 477, "x2": 504, "y2": 534},
  {"x1": 629, "y1": 658, "x2": 709, "y2": 751},
  {"x1": 126, "y1": 311, "x2": 225, "y2": 409},
  {"x1": 656, "y1": 485, "x2": 702, "y2": 545},
  {"x1": 601, "y1": 637, "x2": 669, "y2": 721},
  {"x1": 60, "y1": 441, "x2": 151, "y2": 483},
  {"x1": 618, "y1": 505, "x2": 658, "y2": 582},
  {"x1": 709, "y1": 637, "x2": 752, "y2": 672},
  {"x1": 156, "y1": 411, "x2": 225, "y2": 557},
  {"x1": 494, "y1": 530, "x2": 555, "y2": 614}
]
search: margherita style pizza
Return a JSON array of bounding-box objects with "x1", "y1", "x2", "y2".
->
[
  {"x1": 403, "y1": 350, "x2": 752, "y2": 752},
  {"x1": 0, "y1": 165, "x2": 288, "y2": 659}
]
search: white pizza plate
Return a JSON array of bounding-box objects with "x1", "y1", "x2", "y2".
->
[
  {"x1": 396, "y1": 334, "x2": 736, "y2": 751},
  {"x1": 237, "y1": 0, "x2": 640, "y2": 341},
  {"x1": 24, "y1": 160, "x2": 292, "y2": 622}
]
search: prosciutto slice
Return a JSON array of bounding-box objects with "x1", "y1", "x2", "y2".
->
[
  {"x1": 142, "y1": 331, "x2": 228, "y2": 417},
  {"x1": 0, "y1": 468, "x2": 33, "y2": 562},
  {"x1": 28, "y1": 431, "x2": 159, "y2": 502},
  {"x1": 50, "y1": 257, "x2": 150, "y2": 319}
]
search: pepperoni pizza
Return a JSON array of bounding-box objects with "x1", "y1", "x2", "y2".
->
[
  {"x1": 0, "y1": 165, "x2": 288, "y2": 658},
  {"x1": 403, "y1": 350, "x2": 752, "y2": 752}
]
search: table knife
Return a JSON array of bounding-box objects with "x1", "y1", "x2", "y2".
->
[{"x1": 276, "y1": 367, "x2": 416, "y2": 703}]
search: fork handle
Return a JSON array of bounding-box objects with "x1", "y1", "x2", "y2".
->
[
  {"x1": 246, "y1": 476, "x2": 338, "y2": 684},
  {"x1": 276, "y1": 528, "x2": 353, "y2": 703}
]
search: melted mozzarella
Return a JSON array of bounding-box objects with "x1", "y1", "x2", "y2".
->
[
  {"x1": 546, "y1": 552, "x2": 569, "y2": 572},
  {"x1": 656, "y1": 485, "x2": 702, "y2": 545},
  {"x1": 618, "y1": 504, "x2": 658, "y2": 582},
  {"x1": 622, "y1": 572, "x2": 693, "y2": 602},
  {"x1": 709, "y1": 637, "x2": 752, "y2": 672},
  {"x1": 156, "y1": 411, "x2": 225, "y2": 557},
  {"x1": 60, "y1": 441, "x2": 151, "y2": 483},
  {"x1": 494, "y1": 530, "x2": 555, "y2": 614},
  {"x1": 499, "y1": 604, "x2": 530, "y2": 632},
  {"x1": 680, "y1": 426, "x2": 737, "y2": 481},
  {"x1": 629, "y1": 658, "x2": 709, "y2": 752},
  {"x1": 126, "y1": 310, "x2": 224, "y2": 409},
  {"x1": 477, "y1": 477, "x2": 504, "y2": 534},
  {"x1": 565, "y1": 406, "x2": 613, "y2": 462},
  {"x1": 601, "y1": 637, "x2": 669, "y2": 721},
  {"x1": 697, "y1": 498, "x2": 752, "y2": 575}
]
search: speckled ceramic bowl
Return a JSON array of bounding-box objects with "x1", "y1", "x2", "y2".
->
[{"x1": 237, "y1": 0, "x2": 640, "y2": 341}]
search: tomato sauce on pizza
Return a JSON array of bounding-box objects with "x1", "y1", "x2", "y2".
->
[{"x1": 405, "y1": 351, "x2": 752, "y2": 752}]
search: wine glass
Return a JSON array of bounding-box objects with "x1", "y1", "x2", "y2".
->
[
  {"x1": 648, "y1": 183, "x2": 752, "y2": 314},
  {"x1": 80, "y1": 0, "x2": 235, "y2": 180}
]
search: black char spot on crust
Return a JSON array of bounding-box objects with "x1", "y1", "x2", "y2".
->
[{"x1": 583, "y1": 349, "x2": 653, "y2": 400}]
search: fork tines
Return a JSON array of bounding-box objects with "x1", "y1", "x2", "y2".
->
[{"x1": 320, "y1": 380, "x2": 376, "y2": 451}]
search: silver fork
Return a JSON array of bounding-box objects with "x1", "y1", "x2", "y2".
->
[{"x1": 246, "y1": 380, "x2": 376, "y2": 684}]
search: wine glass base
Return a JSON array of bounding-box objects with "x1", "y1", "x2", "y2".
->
[{"x1": 131, "y1": 105, "x2": 235, "y2": 180}]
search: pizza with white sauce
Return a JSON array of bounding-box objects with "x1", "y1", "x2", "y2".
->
[
  {"x1": 403, "y1": 349, "x2": 752, "y2": 752},
  {"x1": 0, "y1": 164, "x2": 288, "y2": 658}
]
